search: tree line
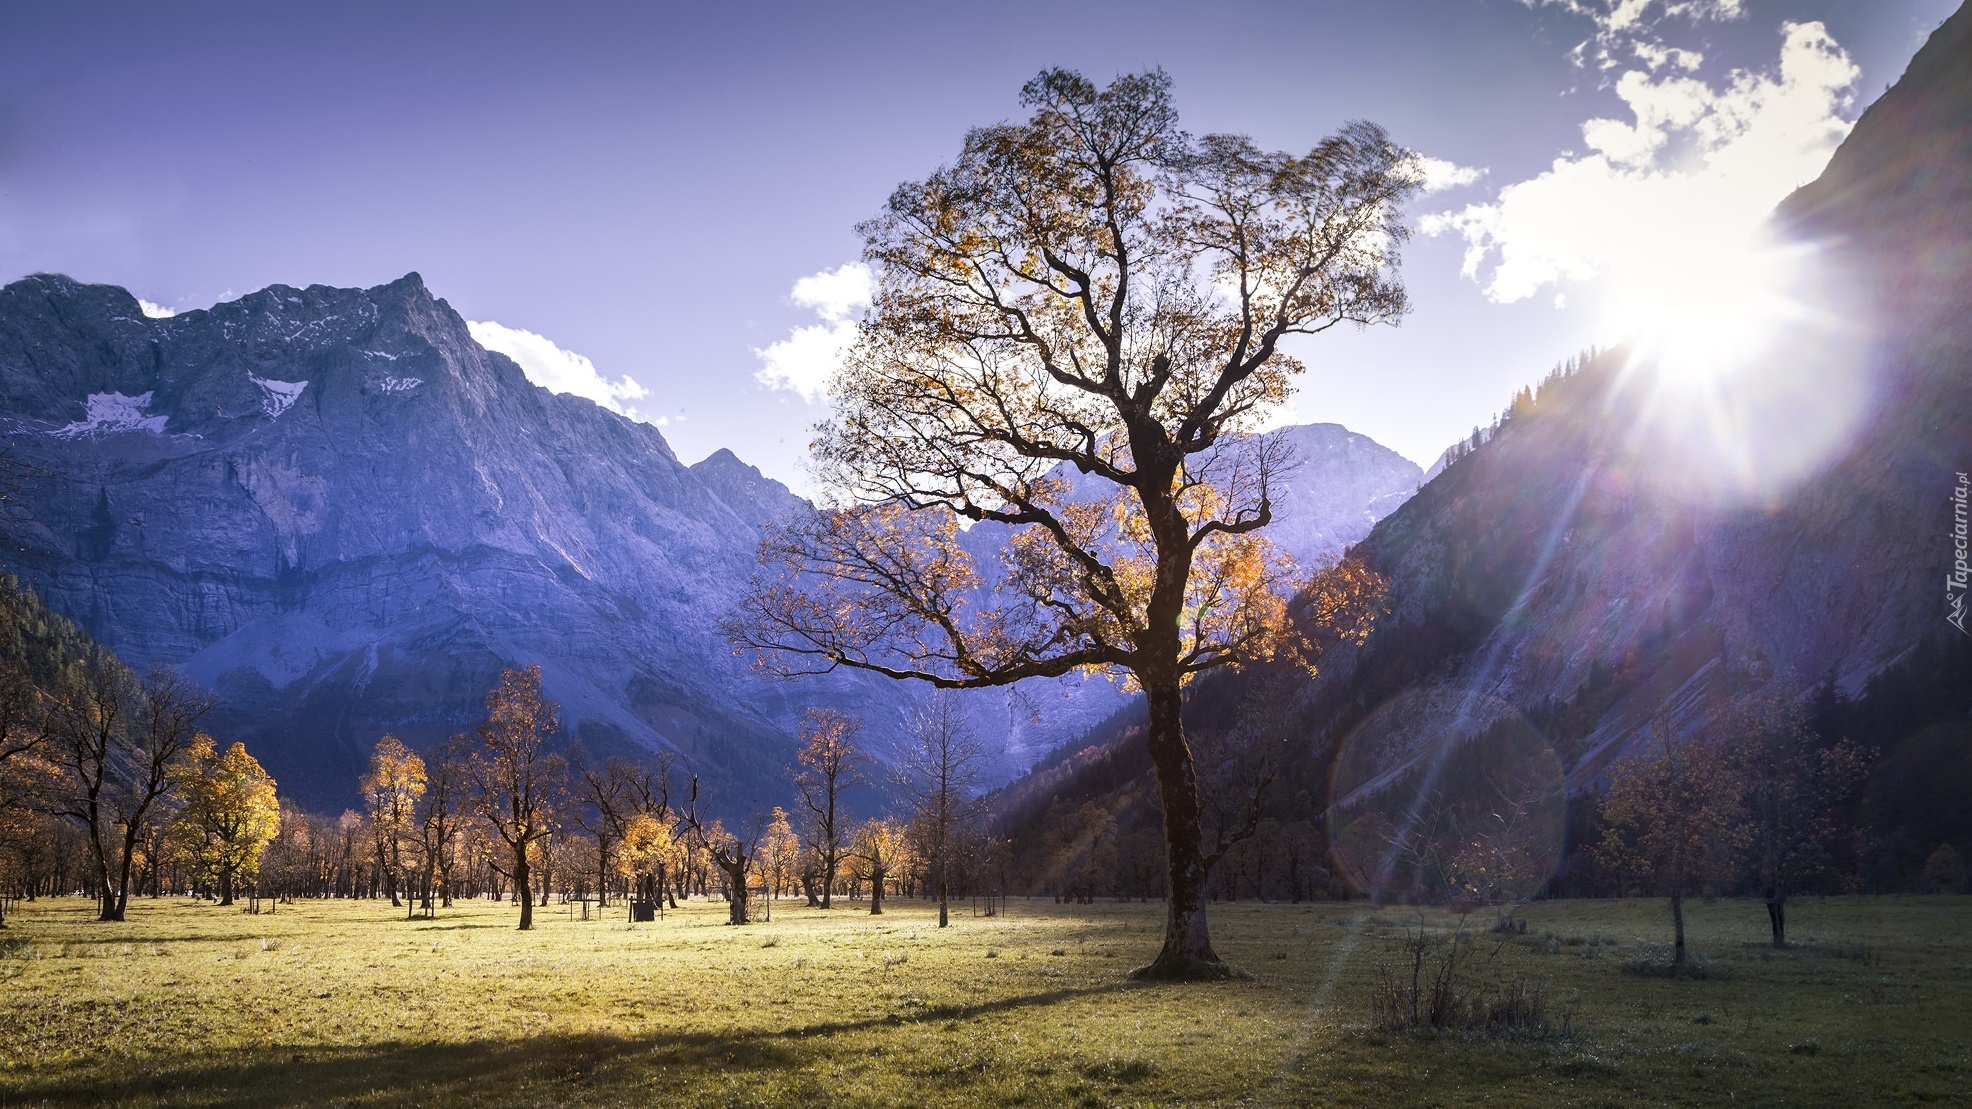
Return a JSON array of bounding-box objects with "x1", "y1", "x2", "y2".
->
[{"x1": 0, "y1": 637, "x2": 1013, "y2": 931}]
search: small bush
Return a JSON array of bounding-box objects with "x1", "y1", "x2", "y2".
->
[{"x1": 1369, "y1": 925, "x2": 1569, "y2": 1037}]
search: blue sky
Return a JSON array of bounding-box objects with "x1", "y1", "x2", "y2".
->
[{"x1": 0, "y1": 0, "x2": 1957, "y2": 486}]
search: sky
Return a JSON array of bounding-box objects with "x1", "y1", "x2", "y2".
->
[{"x1": 0, "y1": 0, "x2": 1959, "y2": 488}]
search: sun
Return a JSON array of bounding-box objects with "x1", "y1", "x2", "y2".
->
[
  {"x1": 1604, "y1": 232, "x2": 1808, "y2": 386},
  {"x1": 1598, "y1": 230, "x2": 1873, "y2": 507}
]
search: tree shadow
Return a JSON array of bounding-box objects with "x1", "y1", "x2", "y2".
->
[{"x1": 4, "y1": 983, "x2": 1139, "y2": 1107}]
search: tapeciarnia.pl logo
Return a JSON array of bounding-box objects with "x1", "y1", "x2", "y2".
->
[{"x1": 1951, "y1": 471, "x2": 1970, "y2": 634}]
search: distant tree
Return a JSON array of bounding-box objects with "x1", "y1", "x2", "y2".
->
[
  {"x1": 464, "y1": 665, "x2": 566, "y2": 931},
  {"x1": 900, "y1": 693, "x2": 985, "y2": 927},
  {"x1": 1597, "y1": 727, "x2": 1746, "y2": 967},
  {"x1": 413, "y1": 735, "x2": 469, "y2": 914},
  {"x1": 731, "y1": 67, "x2": 1415, "y2": 978},
  {"x1": 361, "y1": 735, "x2": 426, "y2": 911},
  {"x1": 573, "y1": 754, "x2": 636, "y2": 907},
  {"x1": 48, "y1": 661, "x2": 213, "y2": 921},
  {"x1": 851, "y1": 817, "x2": 908, "y2": 915},
  {"x1": 1728, "y1": 698, "x2": 1874, "y2": 946},
  {"x1": 791, "y1": 708, "x2": 866, "y2": 909},
  {"x1": 680, "y1": 778, "x2": 768, "y2": 925},
  {"x1": 762, "y1": 806, "x2": 800, "y2": 901},
  {"x1": 1923, "y1": 844, "x2": 1965, "y2": 894},
  {"x1": 617, "y1": 810, "x2": 676, "y2": 912},
  {"x1": 169, "y1": 735, "x2": 280, "y2": 905}
]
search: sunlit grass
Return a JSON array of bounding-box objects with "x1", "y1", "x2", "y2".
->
[{"x1": 1, "y1": 894, "x2": 1966, "y2": 1107}]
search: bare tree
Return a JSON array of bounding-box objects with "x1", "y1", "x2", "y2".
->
[
  {"x1": 48, "y1": 663, "x2": 213, "y2": 921},
  {"x1": 679, "y1": 777, "x2": 768, "y2": 925},
  {"x1": 732, "y1": 69, "x2": 1414, "y2": 977},
  {"x1": 0, "y1": 657, "x2": 47, "y2": 768},
  {"x1": 900, "y1": 693, "x2": 985, "y2": 926},
  {"x1": 414, "y1": 734, "x2": 469, "y2": 914},
  {"x1": 790, "y1": 708, "x2": 865, "y2": 909},
  {"x1": 464, "y1": 665, "x2": 565, "y2": 931},
  {"x1": 574, "y1": 753, "x2": 638, "y2": 908}
]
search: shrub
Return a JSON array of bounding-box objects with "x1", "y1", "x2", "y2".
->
[{"x1": 1369, "y1": 925, "x2": 1569, "y2": 1036}]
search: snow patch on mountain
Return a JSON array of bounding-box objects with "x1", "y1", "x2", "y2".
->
[
  {"x1": 53, "y1": 392, "x2": 168, "y2": 438},
  {"x1": 248, "y1": 374, "x2": 308, "y2": 419}
]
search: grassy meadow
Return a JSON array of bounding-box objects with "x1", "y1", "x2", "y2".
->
[{"x1": 1, "y1": 893, "x2": 1967, "y2": 1107}]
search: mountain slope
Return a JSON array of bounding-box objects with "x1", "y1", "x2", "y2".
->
[{"x1": 1302, "y1": 2, "x2": 1972, "y2": 797}]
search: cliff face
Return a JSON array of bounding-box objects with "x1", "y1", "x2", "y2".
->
[
  {"x1": 1311, "y1": 4, "x2": 1972, "y2": 797},
  {"x1": 0, "y1": 272, "x2": 874, "y2": 809},
  {"x1": 0, "y1": 270, "x2": 1425, "y2": 807}
]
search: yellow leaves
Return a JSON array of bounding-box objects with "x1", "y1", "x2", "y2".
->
[
  {"x1": 616, "y1": 811, "x2": 676, "y2": 880},
  {"x1": 170, "y1": 735, "x2": 281, "y2": 882}
]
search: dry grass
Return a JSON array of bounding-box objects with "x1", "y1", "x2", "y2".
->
[{"x1": 1, "y1": 893, "x2": 1967, "y2": 1107}]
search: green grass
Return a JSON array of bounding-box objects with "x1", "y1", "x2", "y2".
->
[{"x1": 1, "y1": 894, "x2": 1968, "y2": 1107}]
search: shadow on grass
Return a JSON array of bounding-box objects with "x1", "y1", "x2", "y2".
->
[{"x1": 4, "y1": 983, "x2": 1138, "y2": 1107}]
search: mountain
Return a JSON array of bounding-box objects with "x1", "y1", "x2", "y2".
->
[
  {"x1": 0, "y1": 272, "x2": 889, "y2": 810},
  {"x1": 0, "y1": 270, "x2": 1423, "y2": 809}
]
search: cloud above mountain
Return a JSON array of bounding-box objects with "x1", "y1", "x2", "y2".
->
[
  {"x1": 1429, "y1": 17, "x2": 1858, "y2": 305},
  {"x1": 465, "y1": 319, "x2": 660, "y2": 424},
  {"x1": 753, "y1": 262, "x2": 873, "y2": 403}
]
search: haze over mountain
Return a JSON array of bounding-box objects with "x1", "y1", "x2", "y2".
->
[{"x1": 0, "y1": 272, "x2": 1419, "y2": 809}]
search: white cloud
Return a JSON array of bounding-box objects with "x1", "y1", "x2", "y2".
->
[
  {"x1": 138, "y1": 299, "x2": 176, "y2": 319},
  {"x1": 789, "y1": 262, "x2": 874, "y2": 322},
  {"x1": 465, "y1": 319, "x2": 656, "y2": 422},
  {"x1": 754, "y1": 262, "x2": 874, "y2": 402},
  {"x1": 1428, "y1": 20, "x2": 1858, "y2": 306},
  {"x1": 1416, "y1": 156, "x2": 1486, "y2": 193},
  {"x1": 1521, "y1": 0, "x2": 1745, "y2": 69}
]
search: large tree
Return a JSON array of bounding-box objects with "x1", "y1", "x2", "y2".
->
[{"x1": 734, "y1": 69, "x2": 1415, "y2": 977}]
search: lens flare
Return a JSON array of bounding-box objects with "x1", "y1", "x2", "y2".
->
[{"x1": 1328, "y1": 688, "x2": 1566, "y2": 906}]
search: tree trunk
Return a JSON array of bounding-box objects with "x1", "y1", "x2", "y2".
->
[
  {"x1": 219, "y1": 869, "x2": 234, "y2": 907},
  {"x1": 514, "y1": 848, "x2": 534, "y2": 930},
  {"x1": 869, "y1": 865, "x2": 885, "y2": 915},
  {"x1": 937, "y1": 876, "x2": 949, "y2": 928},
  {"x1": 721, "y1": 861, "x2": 751, "y2": 925},
  {"x1": 1766, "y1": 895, "x2": 1786, "y2": 948},
  {"x1": 1671, "y1": 891, "x2": 1686, "y2": 967},
  {"x1": 1133, "y1": 678, "x2": 1230, "y2": 980}
]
